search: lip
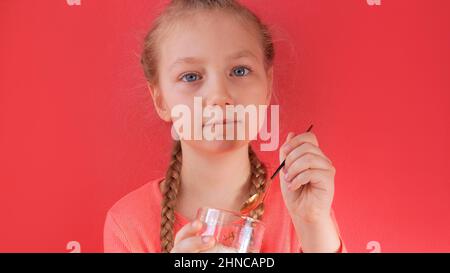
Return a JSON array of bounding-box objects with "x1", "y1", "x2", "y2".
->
[{"x1": 204, "y1": 120, "x2": 241, "y2": 127}]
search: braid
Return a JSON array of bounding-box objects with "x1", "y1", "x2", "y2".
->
[
  {"x1": 248, "y1": 145, "x2": 268, "y2": 220},
  {"x1": 159, "y1": 142, "x2": 268, "y2": 252},
  {"x1": 160, "y1": 141, "x2": 182, "y2": 253}
]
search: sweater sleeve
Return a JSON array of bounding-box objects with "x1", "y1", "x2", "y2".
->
[{"x1": 103, "y1": 211, "x2": 132, "y2": 253}]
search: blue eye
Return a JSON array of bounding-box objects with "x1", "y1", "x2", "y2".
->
[
  {"x1": 181, "y1": 73, "x2": 201, "y2": 82},
  {"x1": 232, "y1": 66, "x2": 251, "y2": 77}
]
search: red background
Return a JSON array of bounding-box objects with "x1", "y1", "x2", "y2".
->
[{"x1": 1, "y1": 0, "x2": 449, "y2": 252}]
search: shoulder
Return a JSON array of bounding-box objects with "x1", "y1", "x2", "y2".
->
[
  {"x1": 107, "y1": 177, "x2": 164, "y2": 217},
  {"x1": 103, "y1": 177, "x2": 165, "y2": 252},
  {"x1": 259, "y1": 166, "x2": 301, "y2": 252}
]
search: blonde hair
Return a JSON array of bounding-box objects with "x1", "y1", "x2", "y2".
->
[{"x1": 140, "y1": 0, "x2": 274, "y2": 253}]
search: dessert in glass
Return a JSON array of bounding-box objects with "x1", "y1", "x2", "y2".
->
[{"x1": 196, "y1": 207, "x2": 265, "y2": 253}]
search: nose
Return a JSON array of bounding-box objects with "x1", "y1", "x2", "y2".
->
[{"x1": 204, "y1": 75, "x2": 234, "y2": 108}]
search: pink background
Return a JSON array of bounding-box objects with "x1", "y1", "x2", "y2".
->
[{"x1": 1, "y1": 0, "x2": 449, "y2": 252}]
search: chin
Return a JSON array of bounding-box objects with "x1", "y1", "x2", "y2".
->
[{"x1": 184, "y1": 139, "x2": 249, "y2": 155}]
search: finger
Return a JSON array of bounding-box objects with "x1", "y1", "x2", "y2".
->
[
  {"x1": 283, "y1": 132, "x2": 319, "y2": 155},
  {"x1": 284, "y1": 153, "x2": 332, "y2": 182},
  {"x1": 288, "y1": 168, "x2": 336, "y2": 191},
  {"x1": 279, "y1": 132, "x2": 295, "y2": 164},
  {"x1": 171, "y1": 235, "x2": 216, "y2": 253},
  {"x1": 285, "y1": 142, "x2": 331, "y2": 171},
  {"x1": 174, "y1": 220, "x2": 204, "y2": 246}
]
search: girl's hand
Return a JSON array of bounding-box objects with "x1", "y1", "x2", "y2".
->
[
  {"x1": 170, "y1": 220, "x2": 216, "y2": 253},
  {"x1": 279, "y1": 131, "x2": 336, "y2": 224}
]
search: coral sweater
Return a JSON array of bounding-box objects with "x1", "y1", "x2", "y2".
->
[{"x1": 104, "y1": 176, "x2": 346, "y2": 253}]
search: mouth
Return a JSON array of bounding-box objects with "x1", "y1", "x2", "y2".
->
[{"x1": 203, "y1": 120, "x2": 241, "y2": 127}]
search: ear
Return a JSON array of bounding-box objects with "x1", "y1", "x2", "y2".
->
[
  {"x1": 265, "y1": 66, "x2": 274, "y2": 104},
  {"x1": 147, "y1": 83, "x2": 171, "y2": 122}
]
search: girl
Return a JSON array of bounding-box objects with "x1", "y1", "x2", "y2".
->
[{"x1": 104, "y1": 0, "x2": 345, "y2": 253}]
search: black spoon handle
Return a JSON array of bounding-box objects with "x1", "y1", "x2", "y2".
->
[{"x1": 270, "y1": 124, "x2": 314, "y2": 180}]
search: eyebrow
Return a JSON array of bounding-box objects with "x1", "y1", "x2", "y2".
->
[
  {"x1": 169, "y1": 57, "x2": 204, "y2": 71},
  {"x1": 227, "y1": 50, "x2": 259, "y2": 60},
  {"x1": 168, "y1": 50, "x2": 259, "y2": 71}
]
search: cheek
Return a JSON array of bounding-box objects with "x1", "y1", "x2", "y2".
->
[
  {"x1": 235, "y1": 83, "x2": 270, "y2": 105},
  {"x1": 159, "y1": 81, "x2": 194, "y2": 108},
  {"x1": 167, "y1": 98, "x2": 195, "y2": 122},
  {"x1": 165, "y1": 93, "x2": 191, "y2": 108}
]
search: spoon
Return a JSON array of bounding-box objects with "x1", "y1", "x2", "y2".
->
[{"x1": 240, "y1": 124, "x2": 314, "y2": 215}]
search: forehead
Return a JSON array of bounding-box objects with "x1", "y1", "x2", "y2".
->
[{"x1": 159, "y1": 11, "x2": 264, "y2": 66}]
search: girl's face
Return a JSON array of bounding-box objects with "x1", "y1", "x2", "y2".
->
[{"x1": 151, "y1": 11, "x2": 273, "y2": 154}]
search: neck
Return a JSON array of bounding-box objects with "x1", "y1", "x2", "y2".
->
[{"x1": 178, "y1": 142, "x2": 252, "y2": 213}]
